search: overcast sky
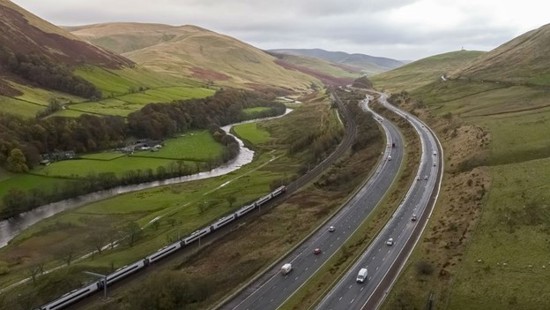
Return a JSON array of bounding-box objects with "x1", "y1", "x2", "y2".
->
[{"x1": 11, "y1": 0, "x2": 550, "y2": 60}]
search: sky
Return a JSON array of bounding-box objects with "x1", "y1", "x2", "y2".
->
[{"x1": 10, "y1": 0, "x2": 550, "y2": 60}]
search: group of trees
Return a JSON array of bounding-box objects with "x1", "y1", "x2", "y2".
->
[
  {"x1": 127, "y1": 89, "x2": 284, "y2": 140},
  {"x1": 0, "y1": 112, "x2": 127, "y2": 169},
  {"x1": 1, "y1": 89, "x2": 284, "y2": 219},
  {"x1": 0, "y1": 46, "x2": 102, "y2": 99}
]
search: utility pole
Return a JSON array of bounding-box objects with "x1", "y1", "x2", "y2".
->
[{"x1": 83, "y1": 271, "x2": 108, "y2": 299}]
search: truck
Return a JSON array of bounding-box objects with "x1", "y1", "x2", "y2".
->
[
  {"x1": 356, "y1": 267, "x2": 368, "y2": 283},
  {"x1": 281, "y1": 263, "x2": 292, "y2": 275}
]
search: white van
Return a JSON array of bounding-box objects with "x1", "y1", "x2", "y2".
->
[
  {"x1": 281, "y1": 263, "x2": 292, "y2": 275},
  {"x1": 356, "y1": 267, "x2": 368, "y2": 283}
]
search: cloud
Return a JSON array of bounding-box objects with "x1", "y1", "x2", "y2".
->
[{"x1": 10, "y1": 0, "x2": 550, "y2": 60}]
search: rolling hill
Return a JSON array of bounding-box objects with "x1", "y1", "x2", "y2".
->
[
  {"x1": 449, "y1": 23, "x2": 550, "y2": 86},
  {"x1": 269, "y1": 48, "x2": 404, "y2": 75},
  {"x1": 69, "y1": 23, "x2": 319, "y2": 91},
  {"x1": 371, "y1": 50, "x2": 485, "y2": 92}
]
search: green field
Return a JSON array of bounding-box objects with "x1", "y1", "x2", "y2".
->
[
  {"x1": 242, "y1": 107, "x2": 271, "y2": 116},
  {"x1": 0, "y1": 130, "x2": 224, "y2": 210},
  {"x1": 0, "y1": 173, "x2": 71, "y2": 199},
  {"x1": 233, "y1": 122, "x2": 271, "y2": 145},
  {"x1": 138, "y1": 131, "x2": 224, "y2": 161},
  {"x1": 448, "y1": 158, "x2": 550, "y2": 309},
  {"x1": 33, "y1": 157, "x2": 181, "y2": 178},
  {"x1": 32, "y1": 131, "x2": 221, "y2": 178},
  {"x1": 62, "y1": 85, "x2": 214, "y2": 117}
]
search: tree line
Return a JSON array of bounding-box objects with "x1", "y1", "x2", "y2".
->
[
  {"x1": 0, "y1": 89, "x2": 285, "y2": 219},
  {"x1": 0, "y1": 46, "x2": 102, "y2": 99}
]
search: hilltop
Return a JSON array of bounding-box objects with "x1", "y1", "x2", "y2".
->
[
  {"x1": 70, "y1": 23, "x2": 319, "y2": 91},
  {"x1": 450, "y1": 23, "x2": 550, "y2": 86},
  {"x1": 269, "y1": 48, "x2": 404, "y2": 75}
]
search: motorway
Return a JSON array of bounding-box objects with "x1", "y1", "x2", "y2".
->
[
  {"x1": 222, "y1": 94, "x2": 406, "y2": 310},
  {"x1": 316, "y1": 92, "x2": 442, "y2": 310}
]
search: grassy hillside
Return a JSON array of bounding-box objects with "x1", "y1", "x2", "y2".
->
[
  {"x1": 0, "y1": 66, "x2": 213, "y2": 118},
  {"x1": 371, "y1": 50, "x2": 485, "y2": 92},
  {"x1": 0, "y1": 0, "x2": 130, "y2": 70},
  {"x1": 70, "y1": 23, "x2": 319, "y2": 91},
  {"x1": 450, "y1": 23, "x2": 550, "y2": 86},
  {"x1": 377, "y1": 26, "x2": 550, "y2": 310}
]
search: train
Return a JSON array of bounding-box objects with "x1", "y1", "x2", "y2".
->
[{"x1": 38, "y1": 185, "x2": 286, "y2": 310}]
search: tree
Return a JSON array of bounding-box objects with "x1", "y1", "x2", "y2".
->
[
  {"x1": 125, "y1": 222, "x2": 142, "y2": 247},
  {"x1": 6, "y1": 148, "x2": 28, "y2": 172},
  {"x1": 226, "y1": 196, "x2": 237, "y2": 208},
  {"x1": 2, "y1": 188, "x2": 27, "y2": 217},
  {"x1": 55, "y1": 244, "x2": 76, "y2": 266}
]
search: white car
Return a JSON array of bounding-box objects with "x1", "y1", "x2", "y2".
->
[
  {"x1": 329, "y1": 226, "x2": 335, "y2": 232},
  {"x1": 411, "y1": 214, "x2": 417, "y2": 221},
  {"x1": 386, "y1": 238, "x2": 394, "y2": 246}
]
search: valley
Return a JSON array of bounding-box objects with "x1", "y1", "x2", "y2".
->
[{"x1": 1, "y1": 0, "x2": 549, "y2": 309}]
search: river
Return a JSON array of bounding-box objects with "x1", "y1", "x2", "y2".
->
[{"x1": 0, "y1": 110, "x2": 291, "y2": 248}]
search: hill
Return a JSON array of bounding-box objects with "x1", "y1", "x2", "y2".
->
[
  {"x1": 371, "y1": 50, "x2": 485, "y2": 92},
  {"x1": 449, "y1": 23, "x2": 550, "y2": 86},
  {"x1": 0, "y1": 0, "x2": 131, "y2": 96},
  {"x1": 269, "y1": 48, "x2": 404, "y2": 75},
  {"x1": 268, "y1": 51, "x2": 361, "y2": 86},
  {"x1": 0, "y1": 3, "x2": 216, "y2": 119},
  {"x1": 70, "y1": 23, "x2": 319, "y2": 91}
]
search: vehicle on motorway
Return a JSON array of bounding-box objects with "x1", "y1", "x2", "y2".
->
[
  {"x1": 388, "y1": 155, "x2": 392, "y2": 161},
  {"x1": 386, "y1": 238, "x2": 394, "y2": 246},
  {"x1": 424, "y1": 175, "x2": 428, "y2": 180},
  {"x1": 411, "y1": 214, "x2": 417, "y2": 221},
  {"x1": 433, "y1": 151, "x2": 437, "y2": 155},
  {"x1": 329, "y1": 225, "x2": 335, "y2": 232},
  {"x1": 392, "y1": 142, "x2": 396, "y2": 148},
  {"x1": 281, "y1": 263, "x2": 292, "y2": 275},
  {"x1": 38, "y1": 186, "x2": 287, "y2": 310},
  {"x1": 314, "y1": 248, "x2": 322, "y2": 255},
  {"x1": 356, "y1": 268, "x2": 368, "y2": 283}
]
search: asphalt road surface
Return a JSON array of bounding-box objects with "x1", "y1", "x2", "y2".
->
[
  {"x1": 315, "y1": 92, "x2": 443, "y2": 310},
  {"x1": 222, "y1": 95, "x2": 406, "y2": 310}
]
